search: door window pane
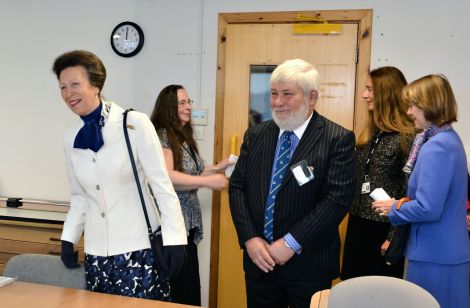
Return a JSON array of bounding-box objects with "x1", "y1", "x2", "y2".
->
[{"x1": 249, "y1": 65, "x2": 276, "y2": 127}]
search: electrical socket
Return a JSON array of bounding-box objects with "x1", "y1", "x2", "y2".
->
[{"x1": 194, "y1": 126, "x2": 205, "y2": 140}]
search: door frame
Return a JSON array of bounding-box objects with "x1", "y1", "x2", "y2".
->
[{"x1": 209, "y1": 10, "x2": 372, "y2": 308}]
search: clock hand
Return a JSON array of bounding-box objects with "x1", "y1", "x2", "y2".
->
[{"x1": 126, "y1": 27, "x2": 128, "y2": 40}]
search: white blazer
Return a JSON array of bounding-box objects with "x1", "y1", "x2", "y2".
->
[{"x1": 61, "y1": 102, "x2": 187, "y2": 256}]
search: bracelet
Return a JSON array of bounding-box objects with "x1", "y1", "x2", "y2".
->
[{"x1": 395, "y1": 197, "x2": 411, "y2": 211}]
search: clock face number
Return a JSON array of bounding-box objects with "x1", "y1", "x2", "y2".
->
[
  {"x1": 113, "y1": 26, "x2": 139, "y2": 53},
  {"x1": 111, "y1": 22, "x2": 144, "y2": 57}
]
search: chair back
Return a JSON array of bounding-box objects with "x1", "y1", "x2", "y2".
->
[
  {"x1": 327, "y1": 276, "x2": 439, "y2": 308},
  {"x1": 4, "y1": 254, "x2": 85, "y2": 289}
]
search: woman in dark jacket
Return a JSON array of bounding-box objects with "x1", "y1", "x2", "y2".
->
[{"x1": 341, "y1": 67, "x2": 415, "y2": 279}]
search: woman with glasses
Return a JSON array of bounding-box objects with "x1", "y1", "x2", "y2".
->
[{"x1": 150, "y1": 84, "x2": 233, "y2": 305}]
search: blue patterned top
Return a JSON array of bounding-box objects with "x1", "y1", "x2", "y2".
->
[{"x1": 157, "y1": 128, "x2": 205, "y2": 244}]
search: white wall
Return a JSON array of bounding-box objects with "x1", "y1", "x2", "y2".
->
[
  {"x1": 1, "y1": 0, "x2": 470, "y2": 306},
  {"x1": 0, "y1": 0, "x2": 203, "y2": 201}
]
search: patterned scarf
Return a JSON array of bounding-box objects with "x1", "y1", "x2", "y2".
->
[
  {"x1": 73, "y1": 101, "x2": 111, "y2": 152},
  {"x1": 403, "y1": 123, "x2": 452, "y2": 174}
]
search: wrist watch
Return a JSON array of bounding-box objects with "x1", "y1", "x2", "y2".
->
[{"x1": 283, "y1": 238, "x2": 292, "y2": 250}]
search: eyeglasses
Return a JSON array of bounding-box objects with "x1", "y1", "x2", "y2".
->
[{"x1": 178, "y1": 99, "x2": 193, "y2": 106}]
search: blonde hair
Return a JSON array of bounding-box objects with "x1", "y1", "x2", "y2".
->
[
  {"x1": 357, "y1": 66, "x2": 415, "y2": 153},
  {"x1": 402, "y1": 74, "x2": 457, "y2": 126}
]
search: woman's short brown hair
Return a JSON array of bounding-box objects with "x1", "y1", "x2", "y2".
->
[
  {"x1": 52, "y1": 50, "x2": 106, "y2": 93},
  {"x1": 402, "y1": 74, "x2": 457, "y2": 126}
]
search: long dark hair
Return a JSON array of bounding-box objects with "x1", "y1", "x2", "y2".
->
[{"x1": 150, "y1": 85, "x2": 198, "y2": 171}]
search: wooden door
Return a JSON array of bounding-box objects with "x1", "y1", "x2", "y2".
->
[{"x1": 211, "y1": 11, "x2": 372, "y2": 308}]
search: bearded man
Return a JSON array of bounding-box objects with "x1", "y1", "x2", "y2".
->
[{"x1": 229, "y1": 58, "x2": 356, "y2": 308}]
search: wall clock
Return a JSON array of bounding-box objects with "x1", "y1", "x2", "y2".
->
[{"x1": 110, "y1": 21, "x2": 144, "y2": 57}]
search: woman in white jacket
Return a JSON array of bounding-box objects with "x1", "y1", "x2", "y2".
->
[{"x1": 52, "y1": 50, "x2": 187, "y2": 301}]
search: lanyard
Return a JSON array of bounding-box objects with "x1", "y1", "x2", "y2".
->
[
  {"x1": 183, "y1": 144, "x2": 201, "y2": 172},
  {"x1": 363, "y1": 131, "x2": 386, "y2": 180}
]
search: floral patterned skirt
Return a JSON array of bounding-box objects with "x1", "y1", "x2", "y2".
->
[{"x1": 84, "y1": 249, "x2": 170, "y2": 301}]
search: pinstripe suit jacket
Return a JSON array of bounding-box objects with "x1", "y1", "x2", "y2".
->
[{"x1": 229, "y1": 111, "x2": 356, "y2": 281}]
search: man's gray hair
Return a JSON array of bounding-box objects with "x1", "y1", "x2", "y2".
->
[{"x1": 270, "y1": 59, "x2": 320, "y2": 97}]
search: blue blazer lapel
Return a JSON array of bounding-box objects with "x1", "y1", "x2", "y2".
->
[{"x1": 280, "y1": 112, "x2": 324, "y2": 188}]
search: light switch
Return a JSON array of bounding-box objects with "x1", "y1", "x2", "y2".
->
[{"x1": 194, "y1": 126, "x2": 206, "y2": 140}]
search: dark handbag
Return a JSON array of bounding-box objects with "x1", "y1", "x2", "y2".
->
[
  {"x1": 149, "y1": 227, "x2": 164, "y2": 263},
  {"x1": 123, "y1": 109, "x2": 165, "y2": 270},
  {"x1": 384, "y1": 223, "x2": 410, "y2": 265}
]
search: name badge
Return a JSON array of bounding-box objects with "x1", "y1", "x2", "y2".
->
[
  {"x1": 361, "y1": 175, "x2": 370, "y2": 194},
  {"x1": 290, "y1": 160, "x2": 314, "y2": 186},
  {"x1": 361, "y1": 182, "x2": 371, "y2": 194}
]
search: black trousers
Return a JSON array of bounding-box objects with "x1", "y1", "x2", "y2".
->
[
  {"x1": 170, "y1": 229, "x2": 201, "y2": 306},
  {"x1": 341, "y1": 214, "x2": 404, "y2": 280},
  {"x1": 245, "y1": 267, "x2": 331, "y2": 308}
]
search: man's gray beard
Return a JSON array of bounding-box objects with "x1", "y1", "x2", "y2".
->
[{"x1": 271, "y1": 100, "x2": 309, "y2": 131}]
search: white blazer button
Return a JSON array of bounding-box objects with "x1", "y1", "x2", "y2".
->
[
  {"x1": 101, "y1": 212, "x2": 105, "y2": 218},
  {"x1": 93, "y1": 157, "x2": 96, "y2": 163}
]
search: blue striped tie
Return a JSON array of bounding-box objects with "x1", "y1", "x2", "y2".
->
[{"x1": 263, "y1": 131, "x2": 293, "y2": 242}]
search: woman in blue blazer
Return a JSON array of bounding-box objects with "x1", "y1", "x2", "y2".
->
[{"x1": 372, "y1": 74, "x2": 470, "y2": 308}]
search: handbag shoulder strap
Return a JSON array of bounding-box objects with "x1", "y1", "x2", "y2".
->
[{"x1": 123, "y1": 109, "x2": 153, "y2": 236}]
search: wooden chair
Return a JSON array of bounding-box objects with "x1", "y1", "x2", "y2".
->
[
  {"x1": 310, "y1": 289, "x2": 330, "y2": 308},
  {"x1": 4, "y1": 253, "x2": 85, "y2": 289}
]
